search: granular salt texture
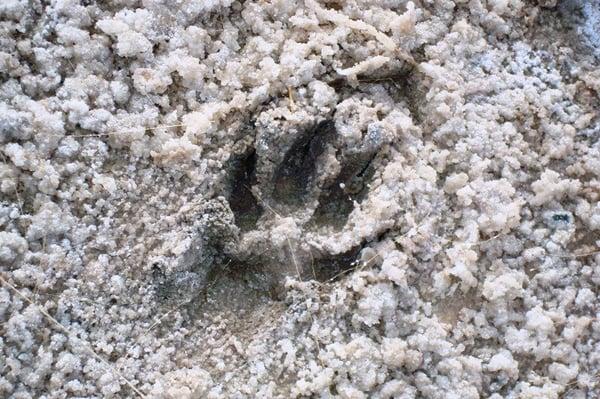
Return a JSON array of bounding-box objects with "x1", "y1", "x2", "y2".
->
[{"x1": 1, "y1": 0, "x2": 600, "y2": 398}]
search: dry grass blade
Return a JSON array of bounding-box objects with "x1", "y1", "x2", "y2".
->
[
  {"x1": 44, "y1": 123, "x2": 186, "y2": 139},
  {"x1": 140, "y1": 259, "x2": 234, "y2": 337},
  {"x1": 287, "y1": 236, "x2": 302, "y2": 280},
  {"x1": 324, "y1": 253, "x2": 378, "y2": 284},
  {"x1": 71, "y1": 123, "x2": 186, "y2": 138},
  {"x1": 559, "y1": 371, "x2": 600, "y2": 398},
  {"x1": 0, "y1": 274, "x2": 146, "y2": 398},
  {"x1": 288, "y1": 86, "x2": 296, "y2": 108},
  {"x1": 308, "y1": 250, "x2": 317, "y2": 280},
  {"x1": 556, "y1": 249, "x2": 600, "y2": 259},
  {"x1": 249, "y1": 188, "x2": 303, "y2": 280}
]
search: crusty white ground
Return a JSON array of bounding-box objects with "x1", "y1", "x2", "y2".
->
[{"x1": 1, "y1": 0, "x2": 600, "y2": 398}]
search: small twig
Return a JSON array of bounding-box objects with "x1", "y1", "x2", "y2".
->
[{"x1": 0, "y1": 274, "x2": 146, "y2": 398}]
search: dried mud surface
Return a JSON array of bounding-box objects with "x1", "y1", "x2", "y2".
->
[{"x1": 1, "y1": 1, "x2": 600, "y2": 398}]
